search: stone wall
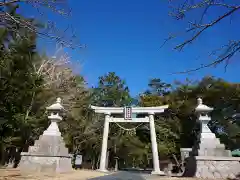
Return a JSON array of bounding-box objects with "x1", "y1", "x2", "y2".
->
[{"x1": 195, "y1": 157, "x2": 240, "y2": 179}]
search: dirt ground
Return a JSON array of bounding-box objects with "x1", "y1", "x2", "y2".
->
[
  {"x1": 0, "y1": 168, "x2": 216, "y2": 180},
  {"x1": 0, "y1": 168, "x2": 106, "y2": 180}
]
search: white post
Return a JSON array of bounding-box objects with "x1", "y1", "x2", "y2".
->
[
  {"x1": 149, "y1": 113, "x2": 164, "y2": 175},
  {"x1": 98, "y1": 113, "x2": 110, "y2": 172}
]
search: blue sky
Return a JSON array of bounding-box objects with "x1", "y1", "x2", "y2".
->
[{"x1": 21, "y1": 0, "x2": 240, "y2": 96}]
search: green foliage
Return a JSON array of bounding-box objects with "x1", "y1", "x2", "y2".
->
[
  {"x1": 139, "y1": 80, "x2": 180, "y2": 157},
  {"x1": 0, "y1": 24, "x2": 42, "y2": 151},
  {"x1": 92, "y1": 72, "x2": 132, "y2": 107},
  {"x1": 145, "y1": 78, "x2": 171, "y2": 96}
]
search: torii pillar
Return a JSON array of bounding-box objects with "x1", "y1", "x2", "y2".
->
[
  {"x1": 149, "y1": 112, "x2": 161, "y2": 174},
  {"x1": 99, "y1": 112, "x2": 110, "y2": 172}
]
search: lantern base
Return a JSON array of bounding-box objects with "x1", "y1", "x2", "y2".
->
[{"x1": 19, "y1": 134, "x2": 72, "y2": 173}]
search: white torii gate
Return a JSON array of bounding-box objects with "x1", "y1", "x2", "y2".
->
[{"x1": 90, "y1": 105, "x2": 169, "y2": 175}]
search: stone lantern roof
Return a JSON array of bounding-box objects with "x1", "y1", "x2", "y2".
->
[
  {"x1": 195, "y1": 98, "x2": 213, "y2": 113},
  {"x1": 46, "y1": 97, "x2": 64, "y2": 111}
]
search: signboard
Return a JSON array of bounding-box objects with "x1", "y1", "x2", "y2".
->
[
  {"x1": 75, "y1": 155, "x2": 82, "y2": 165},
  {"x1": 124, "y1": 106, "x2": 132, "y2": 120}
]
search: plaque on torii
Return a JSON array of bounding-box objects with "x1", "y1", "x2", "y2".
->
[
  {"x1": 124, "y1": 106, "x2": 132, "y2": 120},
  {"x1": 90, "y1": 104, "x2": 169, "y2": 175}
]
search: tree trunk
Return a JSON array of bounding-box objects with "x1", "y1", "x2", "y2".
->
[
  {"x1": 97, "y1": 154, "x2": 100, "y2": 169},
  {"x1": 114, "y1": 158, "x2": 118, "y2": 171},
  {"x1": 0, "y1": 145, "x2": 6, "y2": 166},
  {"x1": 114, "y1": 144, "x2": 117, "y2": 170},
  {"x1": 91, "y1": 156, "x2": 95, "y2": 169}
]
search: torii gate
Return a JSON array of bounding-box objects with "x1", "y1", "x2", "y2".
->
[{"x1": 90, "y1": 105, "x2": 169, "y2": 175}]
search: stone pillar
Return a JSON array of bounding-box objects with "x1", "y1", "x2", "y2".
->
[
  {"x1": 149, "y1": 113, "x2": 164, "y2": 175},
  {"x1": 98, "y1": 113, "x2": 110, "y2": 172}
]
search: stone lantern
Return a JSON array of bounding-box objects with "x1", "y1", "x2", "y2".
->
[
  {"x1": 43, "y1": 97, "x2": 64, "y2": 136},
  {"x1": 191, "y1": 98, "x2": 240, "y2": 179},
  {"x1": 19, "y1": 98, "x2": 72, "y2": 173},
  {"x1": 195, "y1": 98, "x2": 215, "y2": 139},
  {"x1": 194, "y1": 97, "x2": 231, "y2": 156}
]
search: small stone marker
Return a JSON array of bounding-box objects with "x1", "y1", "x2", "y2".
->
[{"x1": 75, "y1": 155, "x2": 82, "y2": 165}]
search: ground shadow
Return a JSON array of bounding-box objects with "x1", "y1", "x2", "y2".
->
[
  {"x1": 182, "y1": 156, "x2": 197, "y2": 177},
  {"x1": 87, "y1": 171, "x2": 151, "y2": 180},
  {"x1": 119, "y1": 168, "x2": 152, "y2": 174}
]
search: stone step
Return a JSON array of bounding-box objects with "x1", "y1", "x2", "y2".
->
[
  {"x1": 200, "y1": 132, "x2": 216, "y2": 139},
  {"x1": 225, "y1": 150, "x2": 232, "y2": 157},
  {"x1": 200, "y1": 138, "x2": 221, "y2": 145},
  {"x1": 27, "y1": 135, "x2": 69, "y2": 156},
  {"x1": 198, "y1": 147, "x2": 232, "y2": 157},
  {"x1": 199, "y1": 143, "x2": 225, "y2": 149},
  {"x1": 28, "y1": 145, "x2": 69, "y2": 156},
  {"x1": 19, "y1": 155, "x2": 72, "y2": 173}
]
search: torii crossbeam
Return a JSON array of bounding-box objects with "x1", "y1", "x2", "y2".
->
[{"x1": 90, "y1": 105, "x2": 169, "y2": 175}]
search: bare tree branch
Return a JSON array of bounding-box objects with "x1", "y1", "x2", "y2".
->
[
  {"x1": 0, "y1": 0, "x2": 21, "y2": 7},
  {"x1": 172, "y1": 40, "x2": 240, "y2": 74},
  {"x1": 169, "y1": 0, "x2": 237, "y2": 19},
  {"x1": 166, "y1": 0, "x2": 240, "y2": 72},
  {"x1": 0, "y1": 0, "x2": 83, "y2": 49},
  {"x1": 175, "y1": 5, "x2": 240, "y2": 50},
  {"x1": 25, "y1": 47, "x2": 82, "y2": 120}
]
